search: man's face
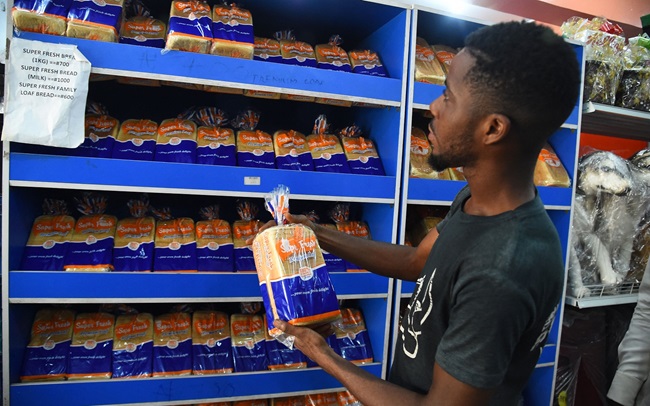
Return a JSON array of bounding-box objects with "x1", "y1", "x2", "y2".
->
[{"x1": 426, "y1": 50, "x2": 481, "y2": 172}]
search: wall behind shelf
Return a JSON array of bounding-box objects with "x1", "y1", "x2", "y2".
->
[{"x1": 579, "y1": 133, "x2": 648, "y2": 159}]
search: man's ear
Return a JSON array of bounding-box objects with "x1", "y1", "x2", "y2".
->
[{"x1": 482, "y1": 113, "x2": 511, "y2": 145}]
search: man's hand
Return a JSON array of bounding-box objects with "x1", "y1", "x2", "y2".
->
[
  {"x1": 273, "y1": 319, "x2": 335, "y2": 364},
  {"x1": 245, "y1": 213, "x2": 317, "y2": 245}
]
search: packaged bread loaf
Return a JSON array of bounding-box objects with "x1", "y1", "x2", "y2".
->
[
  {"x1": 230, "y1": 313, "x2": 268, "y2": 372},
  {"x1": 307, "y1": 115, "x2": 350, "y2": 173},
  {"x1": 447, "y1": 167, "x2": 466, "y2": 181},
  {"x1": 154, "y1": 116, "x2": 198, "y2": 164},
  {"x1": 253, "y1": 186, "x2": 341, "y2": 333},
  {"x1": 153, "y1": 311, "x2": 192, "y2": 376},
  {"x1": 192, "y1": 310, "x2": 233, "y2": 374},
  {"x1": 274, "y1": 129, "x2": 313, "y2": 171},
  {"x1": 304, "y1": 211, "x2": 345, "y2": 273},
  {"x1": 20, "y1": 307, "x2": 75, "y2": 382},
  {"x1": 243, "y1": 89, "x2": 281, "y2": 100},
  {"x1": 336, "y1": 391, "x2": 362, "y2": 406},
  {"x1": 330, "y1": 203, "x2": 369, "y2": 272},
  {"x1": 233, "y1": 200, "x2": 261, "y2": 272},
  {"x1": 210, "y1": 2, "x2": 254, "y2": 59},
  {"x1": 21, "y1": 199, "x2": 75, "y2": 271},
  {"x1": 305, "y1": 393, "x2": 338, "y2": 406},
  {"x1": 64, "y1": 193, "x2": 116, "y2": 272},
  {"x1": 112, "y1": 119, "x2": 158, "y2": 161},
  {"x1": 12, "y1": 0, "x2": 72, "y2": 36},
  {"x1": 281, "y1": 93, "x2": 315, "y2": 103},
  {"x1": 314, "y1": 97, "x2": 353, "y2": 108},
  {"x1": 78, "y1": 102, "x2": 118, "y2": 158},
  {"x1": 334, "y1": 308, "x2": 373, "y2": 364},
  {"x1": 192, "y1": 107, "x2": 236, "y2": 166},
  {"x1": 254, "y1": 37, "x2": 282, "y2": 63},
  {"x1": 534, "y1": 143, "x2": 571, "y2": 187},
  {"x1": 409, "y1": 127, "x2": 448, "y2": 179},
  {"x1": 152, "y1": 207, "x2": 197, "y2": 272},
  {"x1": 196, "y1": 205, "x2": 234, "y2": 272},
  {"x1": 119, "y1": 0, "x2": 165, "y2": 48},
  {"x1": 432, "y1": 44, "x2": 457, "y2": 74},
  {"x1": 349, "y1": 49, "x2": 387, "y2": 77},
  {"x1": 112, "y1": 312, "x2": 154, "y2": 378},
  {"x1": 275, "y1": 30, "x2": 317, "y2": 67},
  {"x1": 66, "y1": 0, "x2": 124, "y2": 42},
  {"x1": 234, "y1": 110, "x2": 275, "y2": 168},
  {"x1": 264, "y1": 317, "x2": 307, "y2": 370},
  {"x1": 272, "y1": 397, "x2": 306, "y2": 406},
  {"x1": 113, "y1": 197, "x2": 155, "y2": 272},
  {"x1": 315, "y1": 35, "x2": 352, "y2": 72},
  {"x1": 166, "y1": 0, "x2": 212, "y2": 54},
  {"x1": 67, "y1": 312, "x2": 115, "y2": 379},
  {"x1": 340, "y1": 125, "x2": 385, "y2": 176},
  {"x1": 415, "y1": 37, "x2": 445, "y2": 85}
]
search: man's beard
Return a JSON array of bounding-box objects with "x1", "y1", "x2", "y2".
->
[{"x1": 427, "y1": 153, "x2": 452, "y2": 172}]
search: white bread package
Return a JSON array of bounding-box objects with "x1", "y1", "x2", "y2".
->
[
  {"x1": 153, "y1": 312, "x2": 192, "y2": 376},
  {"x1": 192, "y1": 310, "x2": 233, "y2": 374},
  {"x1": 409, "y1": 127, "x2": 448, "y2": 179},
  {"x1": 307, "y1": 115, "x2": 350, "y2": 173},
  {"x1": 21, "y1": 199, "x2": 75, "y2": 271},
  {"x1": 230, "y1": 313, "x2": 268, "y2": 372},
  {"x1": 315, "y1": 35, "x2": 352, "y2": 73},
  {"x1": 333, "y1": 308, "x2": 373, "y2": 364},
  {"x1": 254, "y1": 37, "x2": 282, "y2": 63},
  {"x1": 78, "y1": 102, "x2": 118, "y2": 158},
  {"x1": 112, "y1": 119, "x2": 158, "y2": 161},
  {"x1": 330, "y1": 203, "x2": 369, "y2": 272},
  {"x1": 119, "y1": 1, "x2": 165, "y2": 48},
  {"x1": 534, "y1": 143, "x2": 571, "y2": 187},
  {"x1": 193, "y1": 107, "x2": 236, "y2": 166},
  {"x1": 432, "y1": 44, "x2": 457, "y2": 74},
  {"x1": 252, "y1": 186, "x2": 341, "y2": 333},
  {"x1": 13, "y1": 0, "x2": 72, "y2": 36},
  {"x1": 348, "y1": 49, "x2": 387, "y2": 77},
  {"x1": 154, "y1": 117, "x2": 198, "y2": 163},
  {"x1": 233, "y1": 199, "x2": 261, "y2": 272},
  {"x1": 67, "y1": 312, "x2": 115, "y2": 379},
  {"x1": 152, "y1": 207, "x2": 197, "y2": 272},
  {"x1": 66, "y1": 0, "x2": 124, "y2": 42},
  {"x1": 273, "y1": 129, "x2": 313, "y2": 171},
  {"x1": 20, "y1": 308, "x2": 75, "y2": 382},
  {"x1": 305, "y1": 393, "x2": 338, "y2": 406},
  {"x1": 166, "y1": 0, "x2": 212, "y2": 54},
  {"x1": 210, "y1": 2, "x2": 254, "y2": 59},
  {"x1": 264, "y1": 318, "x2": 307, "y2": 370},
  {"x1": 113, "y1": 197, "x2": 155, "y2": 272},
  {"x1": 275, "y1": 30, "x2": 317, "y2": 68},
  {"x1": 112, "y1": 312, "x2": 154, "y2": 378},
  {"x1": 339, "y1": 125, "x2": 385, "y2": 176},
  {"x1": 196, "y1": 205, "x2": 234, "y2": 272},
  {"x1": 64, "y1": 193, "x2": 116, "y2": 272},
  {"x1": 414, "y1": 37, "x2": 445, "y2": 85},
  {"x1": 234, "y1": 110, "x2": 275, "y2": 168}
]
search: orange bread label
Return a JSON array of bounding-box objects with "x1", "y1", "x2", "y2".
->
[
  {"x1": 318, "y1": 47, "x2": 348, "y2": 59},
  {"x1": 194, "y1": 314, "x2": 228, "y2": 334},
  {"x1": 233, "y1": 221, "x2": 259, "y2": 239},
  {"x1": 415, "y1": 45, "x2": 435, "y2": 62},
  {"x1": 154, "y1": 314, "x2": 191, "y2": 337},
  {"x1": 196, "y1": 220, "x2": 231, "y2": 239},
  {"x1": 116, "y1": 218, "x2": 155, "y2": 239},
  {"x1": 538, "y1": 148, "x2": 562, "y2": 168},
  {"x1": 74, "y1": 215, "x2": 116, "y2": 236},
  {"x1": 436, "y1": 50, "x2": 455, "y2": 66},
  {"x1": 114, "y1": 316, "x2": 152, "y2": 341},
  {"x1": 86, "y1": 115, "x2": 118, "y2": 137},
  {"x1": 158, "y1": 119, "x2": 196, "y2": 139},
  {"x1": 156, "y1": 219, "x2": 195, "y2": 240},
  {"x1": 123, "y1": 20, "x2": 164, "y2": 34},
  {"x1": 31, "y1": 215, "x2": 74, "y2": 238},
  {"x1": 72, "y1": 313, "x2": 114, "y2": 341},
  {"x1": 214, "y1": 5, "x2": 251, "y2": 20},
  {"x1": 281, "y1": 41, "x2": 314, "y2": 55},
  {"x1": 121, "y1": 120, "x2": 158, "y2": 136},
  {"x1": 276, "y1": 131, "x2": 307, "y2": 148},
  {"x1": 349, "y1": 50, "x2": 379, "y2": 63},
  {"x1": 198, "y1": 127, "x2": 233, "y2": 142},
  {"x1": 343, "y1": 137, "x2": 375, "y2": 155},
  {"x1": 308, "y1": 135, "x2": 338, "y2": 150},
  {"x1": 33, "y1": 317, "x2": 73, "y2": 336},
  {"x1": 174, "y1": 1, "x2": 210, "y2": 15},
  {"x1": 255, "y1": 38, "x2": 280, "y2": 51},
  {"x1": 238, "y1": 130, "x2": 273, "y2": 147}
]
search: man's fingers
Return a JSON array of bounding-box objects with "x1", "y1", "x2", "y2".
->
[{"x1": 245, "y1": 220, "x2": 277, "y2": 245}]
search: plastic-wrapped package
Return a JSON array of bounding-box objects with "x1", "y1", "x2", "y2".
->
[
  {"x1": 233, "y1": 200, "x2": 261, "y2": 272},
  {"x1": 12, "y1": 0, "x2": 73, "y2": 36},
  {"x1": 414, "y1": 37, "x2": 445, "y2": 85},
  {"x1": 305, "y1": 393, "x2": 338, "y2": 406},
  {"x1": 235, "y1": 110, "x2": 275, "y2": 168},
  {"x1": 275, "y1": 30, "x2": 317, "y2": 68},
  {"x1": 192, "y1": 310, "x2": 233, "y2": 374},
  {"x1": 187, "y1": 107, "x2": 236, "y2": 166},
  {"x1": 152, "y1": 207, "x2": 198, "y2": 272},
  {"x1": 329, "y1": 203, "x2": 370, "y2": 272},
  {"x1": 339, "y1": 125, "x2": 385, "y2": 176},
  {"x1": 348, "y1": 49, "x2": 387, "y2": 77},
  {"x1": 271, "y1": 397, "x2": 305, "y2": 406},
  {"x1": 154, "y1": 115, "x2": 198, "y2": 164},
  {"x1": 307, "y1": 115, "x2": 350, "y2": 173},
  {"x1": 273, "y1": 129, "x2": 313, "y2": 171},
  {"x1": 153, "y1": 311, "x2": 192, "y2": 376},
  {"x1": 119, "y1": 0, "x2": 165, "y2": 48},
  {"x1": 230, "y1": 313, "x2": 268, "y2": 372},
  {"x1": 534, "y1": 143, "x2": 571, "y2": 187},
  {"x1": 78, "y1": 102, "x2": 118, "y2": 158},
  {"x1": 336, "y1": 391, "x2": 362, "y2": 406},
  {"x1": 254, "y1": 37, "x2": 282, "y2": 63},
  {"x1": 210, "y1": 2, "x2": 254, "y2": 59},
  {"x1": 615, "y1": 36, "x2": 650, "y2": 112},
  {"x1": 432, "y1": 44, "x2": 457, "y2": 74},
  {"x1": 264, "y1": 318, "x2": 308, "y2": 370},
  {"x1": 112, "y1": 312, "x2": 154, "y2": 378},
  {"x1": 303, "y1": 210, "x2": 345, "y2": 273},
  {"x1": 333, "y1": 308, "x2": 373, "y2": 364},
  {"x1": 166, "y1": 0, "x2": 212, "y2": 54},
  {"x1": 21, "y1": 199, "x2": 75, "y2": 271},
  {"x1": 64, "y1": 193, "x2": 116, "y2": 272},
  {"x1": 20, "y1": 308, "x2": 75, "y2": 382},
  {"x1": 196, "y1": 205, "x2": 234, "y2": 272},
  {"x1": 409, "y1": 127, "x2": 448, "y2": 179},
  {"x1": 253, "y1": 186, "x2": 341, "y2": 337},
  {"x1": 315, "y1": 35, "x2": 352, "y2": 73},
  {"x1": 567, "y1": 150, "x2": 647, "y2": 298},
  {"x1": 66, "y1": 0, "x2": 124, "y2": 42},
  {"x1": 113, "y1": 197, "x2": 155, "y2": 272},
  {"x1": 67, "y1": 312, "x2": 115, "y2": 379},
  {"x1": 561, "y1": 17, "x2": 626, "y2": 105},
  {"x1": 112, "y1": 119, "x2": 158, "y2": 161}
]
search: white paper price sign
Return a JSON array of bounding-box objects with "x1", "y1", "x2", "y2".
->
[{"x1": 1, "y1": 37, "x2": 91, "y2": 148}]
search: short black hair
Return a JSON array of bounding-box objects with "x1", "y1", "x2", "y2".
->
[{"x1": 463, "y1": 21, "x2": 581, "y2": 147}]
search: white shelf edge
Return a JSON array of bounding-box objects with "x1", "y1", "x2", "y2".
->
[
  {"x1": 413, "y1": 103, "x2": 429, "y2": 110},
  {"x1": 544, "y1": 205, "x2": 571, "y2": 211},
  {"x1": 9, "y1": 181, "x2": 396, "y2": 205},
  {"x1": 565, "y1": 293, "x2": 639, "y2": 309},
  {"x1": 406, "y1": 199, "x2": 453, "y2": 206},
  {"x1": 586, "y1": 102, "x2": 650, "y2": 120},
  {"x1": 93, "y1": 68, "x2": 402, "y2": 109}
]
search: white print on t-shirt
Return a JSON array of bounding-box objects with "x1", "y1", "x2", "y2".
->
[
  {"x1": 400, "y1": 269, "x2": 436, "y2": 359},
  {"x1": 529, "y1": 304, "x2": 558, "y2": 353}
]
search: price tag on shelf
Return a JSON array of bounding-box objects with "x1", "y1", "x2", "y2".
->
[
  {"x1": 244, "y1": 176, "x2": 261, "y2": 186},
  {"x1": 1, "y1": 37, "x2": 91, "y2": 148}
]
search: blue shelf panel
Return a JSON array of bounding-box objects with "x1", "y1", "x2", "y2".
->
[
  {"x1": 16, "y1": 32, "x2": 402, "y2": 104},
  {"x1": 406, "y1": 178, "x2": 572, "y2": 208},
  {"x1": 401, "y1": 281, "x2": 416, "y2": 296},
  {"x1": 538, "y1": 345, "x2": 556, "y2": 365},
  {"x1": 413, "y1": 82, "x2": 444, "y2": 107},
  {"x1": 10, "y1": 153, "x2": 397, "y2": 202},
  {"x1": 9, "y1": 271, "x2": 390, "y2": 301},
  {"x1": 10, "y1": 364, "x2": 381, "y2": 406}
]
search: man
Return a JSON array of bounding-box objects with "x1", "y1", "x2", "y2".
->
[{"x1": 253, "y1": 21, "x2": 581, "y2": 405}]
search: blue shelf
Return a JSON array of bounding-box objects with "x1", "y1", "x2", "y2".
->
[
  {"x1": 10, "y1": 364, "x2": 381, "y2": 406},
  {"x1": 10, "y1": 153, "x2": 397, "y2": 202},
  {"x1": 9, "y1": 271, "x2": 390, "y2": 301},
  {"x1": 16, "y1": 32, "x2": 402, "y2": 105},
  {"x1": 413, "y1": 82, "x2": 444, "y2": 108},
  {"x1": 406, "y1": 178, "x2": 572, "y2": 208}
]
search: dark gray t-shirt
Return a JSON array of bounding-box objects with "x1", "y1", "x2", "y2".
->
[{"x1": 389, "y1": 186, "x2": 564, "y2": 405}]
